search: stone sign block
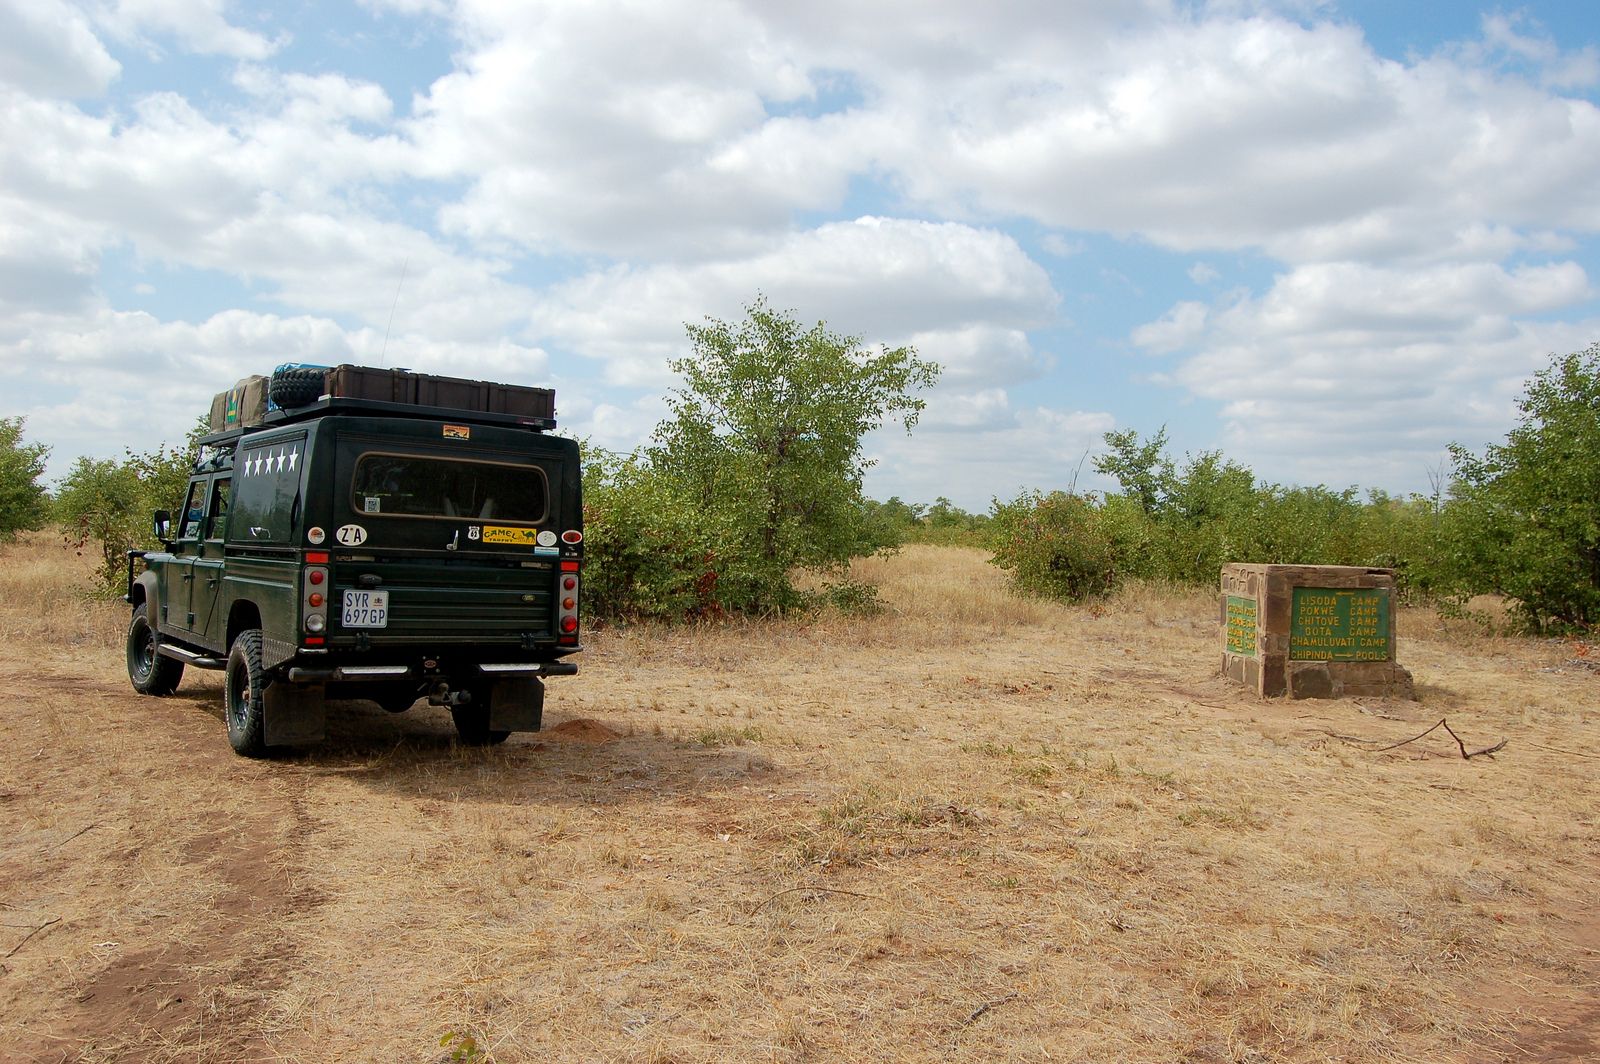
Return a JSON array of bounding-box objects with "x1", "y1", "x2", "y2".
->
[{"x1": 1221, "y1": 564, "x2": 1414, "y2": 700}]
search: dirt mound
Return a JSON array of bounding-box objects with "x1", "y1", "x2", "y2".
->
[{"x1": 541, "y1": 718, "x2": 622, "y2": 743}]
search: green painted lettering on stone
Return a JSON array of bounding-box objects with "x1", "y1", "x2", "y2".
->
[
  {"x1": 1225, "y1": 595, "x2": 1257, "y2": 657},
  {"x1": 1290, "y1": 587, "x2": 1390, "y2": 661}
]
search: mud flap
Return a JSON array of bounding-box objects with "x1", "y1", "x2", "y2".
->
[
  {"x1": 263, "y1": 683, "x2": 327, "y2": 745},
  {"x1": 487, "y1": 676, "x2": 544, "y2": 732}
]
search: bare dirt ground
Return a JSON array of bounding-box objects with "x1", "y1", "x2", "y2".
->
[{"x1": 1, "y1": 535, "x2": 1595, "y2": 1062}]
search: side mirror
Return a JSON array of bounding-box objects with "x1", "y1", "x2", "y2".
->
[{"x1": 152, "y1": 509, "x2": 172, "y2": 543}]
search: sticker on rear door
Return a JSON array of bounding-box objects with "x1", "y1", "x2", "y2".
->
[
  {"x1": 335, "y1": 523, "x2": 368, "y2": 546},
  {"x1": 481, "y1": 525, "x2": 539, "y2": 546}
]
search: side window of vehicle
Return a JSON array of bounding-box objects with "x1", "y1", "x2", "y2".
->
[
  {"x1": 206, "y1": 478, "x2": 231, "y2": 541},
  {"x1": 179, "y1": 480, "x2": 206, "y2": 540},
  {"x1": 233, "y1": 434, "x2": 305, "y2": 544}
]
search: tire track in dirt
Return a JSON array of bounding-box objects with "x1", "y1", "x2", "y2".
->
[{"x1": 2, "y1": 666, "x2": 329, "y2": 1062}]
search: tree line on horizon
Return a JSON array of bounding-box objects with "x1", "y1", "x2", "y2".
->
[
  {"x1": 0, "y1": 314, "x2": 1594, "y2": 635},
  {"x1": 975, "y1": 343, "x2": 1600, "y2": 634},
  {"x1": 866, "y1": 342, "x2": 1598, "y2": 633}
]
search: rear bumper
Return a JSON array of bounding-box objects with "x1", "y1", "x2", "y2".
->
[{"x1": 286, "y1": 660, "x2": 579, "y2": 683}]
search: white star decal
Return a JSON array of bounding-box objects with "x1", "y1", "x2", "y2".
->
[
  {"x1": 276, "y1": 451, "x2": 286, "y2": 472},
  {"x1": 287, "y1": 449, "x2": 298, "y2": 471}
]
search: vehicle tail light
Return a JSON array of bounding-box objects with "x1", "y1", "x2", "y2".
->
[
  {"x1": 304, "y1": 565, "x2": 329, "y2": 635},
  {"x1": 557, "y1": 561, "x2": 579, "y2": 644}
]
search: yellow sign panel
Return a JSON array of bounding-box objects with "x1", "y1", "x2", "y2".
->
[
  {"x1": 443, "y1": 424, "x2": 471, "y2": 439},
  {"x1": 481, "y1": 525, "x2": 540, "y2": 545},
  {"x1": 1225, "y1": 595, "x2": 1257, "y2": 657}
]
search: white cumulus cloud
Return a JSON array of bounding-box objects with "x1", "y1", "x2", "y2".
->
[
  {"x1": 95, "y1": 0, "x2": 283, "y2": 60},
  {"x1": 0, "y1": 0, "x2": 120, "y2": 97},
  {"x1": 530, "y1": 216, "x2": 1060, "y2": 386},
  {"x1": 1140, "y1": 259, "x2": 1600, "y2": 487}
]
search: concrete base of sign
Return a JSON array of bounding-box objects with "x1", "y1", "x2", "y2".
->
[{"x1": 1221, "y1": 563, "x2": 1415, "y2": 700}]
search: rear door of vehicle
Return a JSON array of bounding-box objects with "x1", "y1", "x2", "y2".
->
[{"x1": 327, "y1": 422, "x2": 565, "y2": 647}]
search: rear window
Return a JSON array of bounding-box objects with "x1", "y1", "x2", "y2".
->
[{"x1": 351, "y1": 453, "x2": 547, "y2": 523}]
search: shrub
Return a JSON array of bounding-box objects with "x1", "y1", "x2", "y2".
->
[
  {"x1": 1442, "y1": 344, "x2": 1600, "y2": 632},
  {"x1": 0, "y1": 417, "x2": 50, "y2": 541},
  {"x1": 580, "y1": 451, "x2": 729, "y2": 623},
  {"x1": 989, "y1": 490, "x2": 1119, "y2": 602},
  {"x1": 54, "y1": 423, "x2": 203, "y2": 595}
]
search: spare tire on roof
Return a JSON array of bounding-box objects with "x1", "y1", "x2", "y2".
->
[{"x1": 268, "y1": 366, "x2": 328, "y2": 408}]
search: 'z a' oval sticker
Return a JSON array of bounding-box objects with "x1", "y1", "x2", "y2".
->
[{"x1": 335, "y1": 524, "x2": 368, "y2": 546}]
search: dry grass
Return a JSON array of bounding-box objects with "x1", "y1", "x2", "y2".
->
[
  {"x1": 0, "y1": 538, "x2": 1595, "y2": 1062},
  {"x1": 0, "y1": 529, "x2": 126, "y2": 647}
]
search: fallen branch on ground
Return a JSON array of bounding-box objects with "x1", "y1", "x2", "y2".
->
[
  {"x1": 962, "y1": 992, "x2": 1018, "y2": 1027},
  {"x1": 4, "y1": 917, "x2": 61, "y2": 959},
  {"x1": 1370, "y1": 718, "x2": 1506, "y2": 759},
  {"x1": 49, "y1": 823, "x2": 97, "y2": 851},
  {"x1": 750, "y1": 885, "x2": 880, "y2": 914}
]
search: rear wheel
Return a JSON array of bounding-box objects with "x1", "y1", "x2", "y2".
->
[
  {"x1": 127, "y1": 603, "x2": 184, "y2": 695},
  {"x1": 267, "y1": 366, "x2": 326, "y2": 408},
  {"x1": 224, "y1": 629, "x2": 269, "y2": 758}
]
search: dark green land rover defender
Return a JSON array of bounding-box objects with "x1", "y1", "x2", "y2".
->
[{"x1": 124, "y1": 365, "x2": 582, "y2": 756}]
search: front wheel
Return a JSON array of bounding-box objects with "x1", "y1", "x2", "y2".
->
[
  {"x1": 127, "y1": 603, "x2": 183, "y2": 695},
  {"x1": 224, "y1": 629, "x2": 270, "y2": 757}
]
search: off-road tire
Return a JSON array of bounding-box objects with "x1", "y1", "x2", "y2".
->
[
  {"x1": 268, "y1": 366, "x2": 327, "y2": 409},
  {"x1": 225, "y1": 629, "x2": 270, "y2": 758},
  {"x1": 126, "y1": 603, "x2": 184, "y2": 695},
  {"x1": 451, "y1": 693, "x2": 511, "y2": 746}
]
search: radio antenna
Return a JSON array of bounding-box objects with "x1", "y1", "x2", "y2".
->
[{"x1": 379, "y1": 256, "x2": 409, "y2": 367}]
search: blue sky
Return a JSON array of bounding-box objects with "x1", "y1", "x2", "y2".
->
[{"x1": 2, "y1": 0, "x2": 1598, "y2": 510}]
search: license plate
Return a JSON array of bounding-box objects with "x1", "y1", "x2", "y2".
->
[{"x1": 342, "y1": 589, "x2": 389, "y2": 628}]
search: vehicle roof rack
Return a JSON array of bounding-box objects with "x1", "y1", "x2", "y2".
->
[
  {"x1": 198, "y1": 396, "x2": 557, "y2": 447},
  {"x1": 270, "y1": 395, "x2": 556, "y2": 431}
]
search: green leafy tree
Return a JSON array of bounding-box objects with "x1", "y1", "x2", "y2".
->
[
  {"x1": 857, "y1": 496, "x2": 923, "y2": 551},
  {"x1": 579, "y1": 446, "x2": 734, "y2": 623},
  {"x1": 925, "y1": 496, "x2": 963, "y2": 527},
  {"x1": 1094, "y1": 426, "x2": 1172, "y2": 516},
  {"x1": 0, "y1": 416, "x2": 51, "y2": 540},
  {"x1": 55, "y1": 457, "x2": 145, "y2": 590},
  {"x1": 907, "y1": 495, "x2": 991, "y2": 545},
  {"x1": 1155, "y1": 450, "x2": 1263, "y2": 581},
  {"x1": 649, "y1": 297, "x2": 939, "y2": 612},
  {"x1": 1444, "y1": 344, "x2": 1600, "y2": 631},
  {"x1": 1358, "y1": 489, "x2": 1446, "y2": 601},
  {"x1": 989, "y1": 490, "x2": 1119, "y2": 601},
  {"x1": 55, "y1": 419, "x2": 205, "y2": 594},
  {"x1": 1253, "y1": 484, "x2": 1367, "y2": 567}
]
